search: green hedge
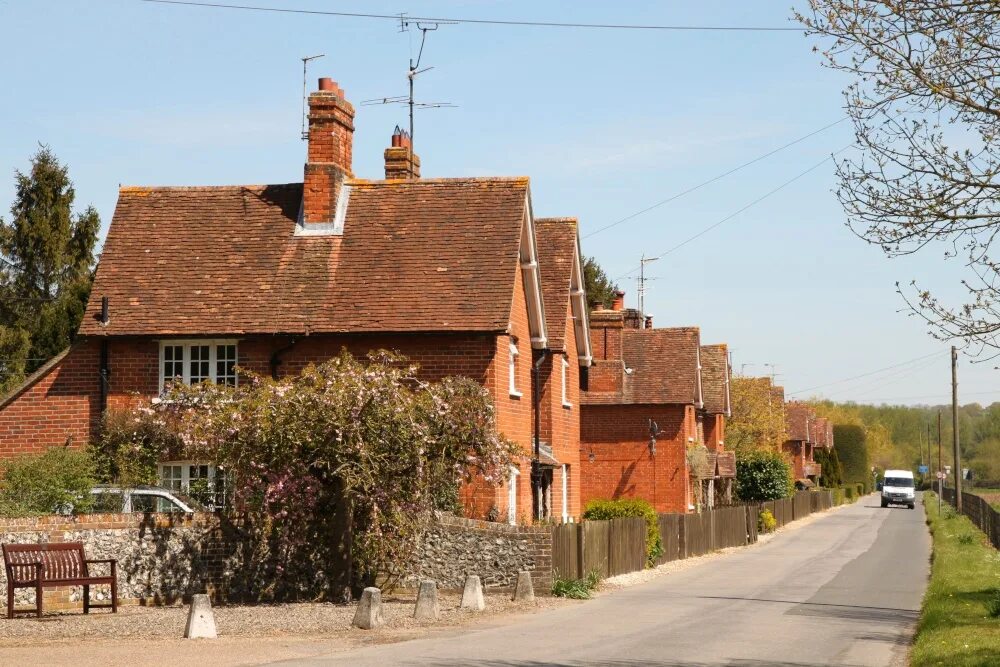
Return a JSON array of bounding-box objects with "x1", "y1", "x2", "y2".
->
[
  {"x1": 832, "y1": 488, "x2": 846, "y2": 505},
  {"x1": 735, "y1": 450, "x2": 793, "y2": 502},
  {"x1": 0, "y1": 449, "x2": 96, "y2": 516},
  {"x1": 583, "y1": 498, "x2": 663, "y2": 566},
  {"x1": 844, "y1": 485, "x2": 855, "y2": 502}
]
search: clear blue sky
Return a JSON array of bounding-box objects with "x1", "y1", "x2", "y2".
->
[{"x1": 0, "y1": 0, "x2": 992, "y2": 406}]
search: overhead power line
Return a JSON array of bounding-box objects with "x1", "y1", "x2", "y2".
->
[
  {"x1": 786, "y1": 350, "x2": 944, "y2": 397},
  {"x1": 582, "y1": 117, "x2": 847, "y2": 240},
  {"x1": 613, "y1": 144, "x2": 854, "y2": 281},
  {"x1": 138, "y1": 1, "x2": 802, "y2": 31}
]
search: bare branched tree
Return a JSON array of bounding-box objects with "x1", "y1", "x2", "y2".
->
[{"x1": 797, "y1": 2, "x2": 1000, "y2": 358}]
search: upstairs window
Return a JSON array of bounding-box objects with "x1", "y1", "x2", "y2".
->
[
  {"x1": 160, "y1": 340, "x2": 238, "y2": 391},
  {"x1": 509, "y1": 341, "x2": 522, "y2": 397},
  {"x1": 561, "y1": 357, "x2": 571, "y2": 408}
]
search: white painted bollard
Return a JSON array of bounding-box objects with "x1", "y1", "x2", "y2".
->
[
  {"x1": 352, "y1": 586, "x2": 384, "y2": 630},
  {"x1": 413, "y1": 580, "x2": 440, "y2": 621},
  {"x1": 512, "y1": 570, "x2": 534, "y2": 602},
  {"x1": 460, "y1": 574, "x2": 485, "y2": 611},
  {"x1": 184, "y1": 593, "x2": 218, "y2": 639}
]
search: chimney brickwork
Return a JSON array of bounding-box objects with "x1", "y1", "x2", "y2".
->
[
  {"x1": 384, "y1": 127, "x2": 421, "y2": 180},
  {"x1": 304, "y1": 77, "x2": 355, "y2": 224}
]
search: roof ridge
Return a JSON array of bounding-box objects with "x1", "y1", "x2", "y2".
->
[
  {"x1": 119, "y1": 183, "x2": 301, "y2": 193},
  {"x1": 347, "y1": 176, "x2": 530, "y2": 187}
]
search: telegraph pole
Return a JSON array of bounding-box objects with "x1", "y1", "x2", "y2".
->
[
  {"x1": 937, "y1": 410, "x2": 942, "y2": 515},
  {"x1": 952, "y1": 346, "x2": 962, "y2": 512}
]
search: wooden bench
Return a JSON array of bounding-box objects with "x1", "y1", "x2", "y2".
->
[{"x1": 3, "y1": 543, "x2": 118, "y2": 618}]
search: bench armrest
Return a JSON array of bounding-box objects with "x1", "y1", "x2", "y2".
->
[{"x1": 84, "y1": 558, "x2": 117, "y2": 565}]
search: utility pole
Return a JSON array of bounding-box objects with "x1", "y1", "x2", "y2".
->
[
  {"x1": 952, "y1": 346, "x2": 962, "y2": 512},
  {"x1": 937, "y1": 410, "x2": 942, "y2": 515}
]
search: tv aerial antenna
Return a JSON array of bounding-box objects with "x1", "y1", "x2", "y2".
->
[
  {"x1": 637, "y1": 254, "x2": 660, "y2": 318},
  {"x1": 300, "y1": 53, "x2": 325, "y2": 140},
  {"x1": 361, "y1": 15, "x2": 456, "y2": 155}
]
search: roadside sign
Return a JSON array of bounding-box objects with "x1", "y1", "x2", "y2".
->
[
  {"x1": 918, "y1": 465, "x2": 929, "y2": 474},
  {"x1": 936, "y1": 471, "x2": 946, "y2": 479}
]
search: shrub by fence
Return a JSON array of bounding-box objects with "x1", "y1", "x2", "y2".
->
[
  {"x1": 943, "y1": 488, "x2": 1000, "y2": 550},
  {"x1": 554, "y1": 490, "x2": 835, "y2": 581}
]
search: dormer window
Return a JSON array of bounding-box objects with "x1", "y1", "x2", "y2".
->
[
  {"x1": 561, "y1": 357, "x2": 572, "y2": 408},
  {"x1": 160, "y1": 340, "x2": 238, "y2": 392},
  {"x1": 509, "y1": 340, "x2": 522, "y2": 397}
]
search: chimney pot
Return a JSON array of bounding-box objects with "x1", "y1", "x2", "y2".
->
[
  {"x1": 611, "y1": 290, "x2": 625, "y2": 311},
  {"x1": 318, "y1": 77, "x2": 335, "y2": 91},
  {"x1": 644, "y1": 315, "x2": 653, "y2": 329}
]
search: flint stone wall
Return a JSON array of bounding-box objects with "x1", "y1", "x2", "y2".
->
[{"x1": 407, "y1": 513, "x2": 552, "y2": 592}]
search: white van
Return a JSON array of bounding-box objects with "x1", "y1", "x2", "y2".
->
[{"x1": 880, "y1": 470, "x2": 915, "y2": 509}]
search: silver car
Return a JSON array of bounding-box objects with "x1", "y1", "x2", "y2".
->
[{"x1": 90, "y1": 485, "x2": 203, "y2": 513}]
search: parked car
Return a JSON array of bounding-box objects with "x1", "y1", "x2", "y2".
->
[
  {"x1": 880, "y1": 470, "x2": 915, "y2": 509},
  {"x1": 90, "y1": 485, "x2": 204, "y2": 513}
]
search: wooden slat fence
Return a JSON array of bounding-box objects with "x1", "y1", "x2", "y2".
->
[{"x1": 552, "y1": 490, "x2": 835, "y2": 581}]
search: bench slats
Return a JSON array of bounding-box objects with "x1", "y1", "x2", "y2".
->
[{"x1": 3, "y1": 542, "x2": 118, "y2": 618}]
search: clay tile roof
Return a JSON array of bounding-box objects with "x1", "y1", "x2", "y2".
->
[
  {"x1": 80, "y1": 178, "x2": 530, "y2": 336},
  {"x1": 716, "y1": 451, "x2": 736, "y2": 478},
  {"x1": 583, "y1": 326, "x2": 701, "y2": 405},
  {"x1": 785, "y1": 402, "x2": 813, "y2": 442},
  {"x1": 535, "y1": 218, "x2": 578, "y2": 351},
  {"x1": 700, "y1": 344, "x2": 729, "y2": 415}
]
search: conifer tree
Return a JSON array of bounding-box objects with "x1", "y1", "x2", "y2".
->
[{"x1": 0, "y1": 146, "x2": 100, "y2": 390}]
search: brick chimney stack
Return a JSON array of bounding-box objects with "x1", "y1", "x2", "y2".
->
[
  {"x1": 303, "y1": 77, "x2": 355, "y2": 225},
  {"x1": 384, "y1": 126, "x2": 421, "y2": 180}
]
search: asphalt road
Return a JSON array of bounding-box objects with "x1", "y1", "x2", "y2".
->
[{"x1": 275, "y1": 494, "x2": 931, "y2": 667}]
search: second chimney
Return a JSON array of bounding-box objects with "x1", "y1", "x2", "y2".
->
[
  {"x1": 303, "y1": 77, "x2": 355, "y2": 225},
  {"x1": 384, "y1": 126, "x2": 421, "y2": 180}
]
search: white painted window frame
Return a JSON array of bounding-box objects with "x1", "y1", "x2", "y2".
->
[
  {"x1": 508, "y1": 341, "x2": 522, "y2": 398},
  {"x1": 561, "y1": 356, "x2": 572, "y2": 408},
  {"x1": 158, "y1": 339, "x2": 239, "y2": 393},
  {"x1": 157, "y1": 461, "x2": 225, "y2": 509}
]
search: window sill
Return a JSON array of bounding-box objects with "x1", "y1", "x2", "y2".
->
[
  {"x1": 509, "y1": 390, "x2": 523, "y2": 399},
  {"x1": 562, "y1": 402, "x2": 572, "y2": 410}
]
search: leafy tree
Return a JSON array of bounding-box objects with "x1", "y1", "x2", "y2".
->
[
  {"x1": 110, "y1": 350, "x2": 519, "y2": 602},
  {"x1": 814, "y1": 445, "x2": 844, "y2": 488},
  {"x1": 0, "y1": 448, "x2": 96, "y2": 516},
  {"x1": 735, "y1": 450, "x2": 793, "y2": 502},
  {"x1": 727, "y1": 376, "x2": 789, "y2": 455},
  {"x1": 833, "y1": 424, "x2": 871, "y2": 486},
  {"x1": 583, "y1": 256, "x2": 618, "y2": 310},
  {"x1": 798, "y1": 2, "x2": 1000, "y2": 357},
  {"x1": 0, "y1": 146, "x2": 100, "y2": 389}
]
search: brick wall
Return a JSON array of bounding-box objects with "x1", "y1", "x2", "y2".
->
[{"x1": 580, "y1": 404, "x2": 693, "y2": 514}]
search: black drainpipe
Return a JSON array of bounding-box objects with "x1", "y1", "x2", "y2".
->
[
  {"x1": 269, "y1": 337, "x2": 298, "y2": 380},
  {"x1": 99, "y1": 296, "x2": 110, "y2": 412},
  {"x1": 531, "y1": 349, "x2": 548, "y2": 520}
]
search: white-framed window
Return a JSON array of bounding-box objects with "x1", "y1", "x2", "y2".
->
[
  {"x1": 561, "y1": 356, "x2": 571, "y2": 408},
  {"x1": 159, "y1": 340, "x2": 238, "y2": 392},
  {"x1": 507, "y1": 466, "x2": 520, "y2": 525},
  {"x1": 508, "y1": 341, "x2": 522, "y2": 397},
  {"x1": 157, "y1": 461, "x2": 226, "y2": 511}
]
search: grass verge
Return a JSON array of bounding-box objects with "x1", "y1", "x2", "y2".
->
[{"x1": 911, "y1": 493, "x2": 1000, "y2": 666}]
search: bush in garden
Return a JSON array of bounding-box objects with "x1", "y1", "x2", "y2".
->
[
  {"x1": 735, "y1": 451, "x2": 793, "y2": 502},
  {"x1": 758, "y1": 509, "x2": 777, "y2": 533},
  {"x1": 0, "y1": 448, "x2": 96, "y2": 516},
  {"x1": 110, "y1": 349, "x2": 519, "y2": 601},
  {"x1": 583, "y1": 498, "x2": 663, "y2": 565}
]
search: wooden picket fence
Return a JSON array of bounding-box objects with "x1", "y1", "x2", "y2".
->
[
  {"x1": 552, "y1": 490, "x2": 834, "y2": 581},
  {"x1": 943, "y1": 487, "x2": 1000, "y2": 550}
]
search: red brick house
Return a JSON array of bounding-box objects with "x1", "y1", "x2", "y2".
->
[
  {"x1": 784, "y1": 402, "x2": 820, "y2": 486},
  {"x1": 0, "y1": 76, "x2": 594, "y2": 524},
  {"x1": 698, "y1": 343, "x2": 736, "y2": 506},
  {"x1": 579, "y1": 297, "x2": 707, "y2": 514}
]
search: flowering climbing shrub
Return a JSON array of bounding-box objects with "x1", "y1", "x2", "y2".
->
[{"x1": 101, "y1": 349, "x2": 519, "y2": 601}]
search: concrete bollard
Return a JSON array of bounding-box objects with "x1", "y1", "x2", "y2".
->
[
  {"x1": 413, "y1": 580, "x2": 440, "y2": 621},
  {"x1": 512, "y1": 570, "x2": 534, "y2": 603},
  {"x1": 460, "y1": 574, "x2": 485, "y2": 611},
  {"x1": 184, "y1": 593, "x2": 218, "y2": 639},
  {"x1": 352, "y1": 587, "x2": 384, "y2": 630}
]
